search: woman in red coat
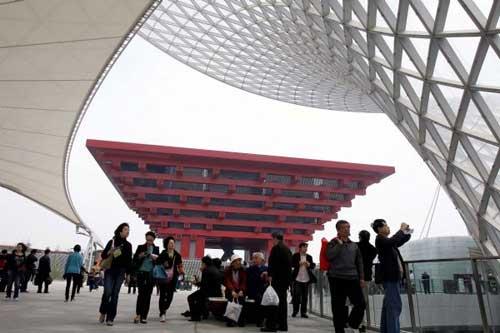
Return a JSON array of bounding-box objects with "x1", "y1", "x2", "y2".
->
[{"x1": 223, "y1": 254, "x2": 247, "y2": 327}]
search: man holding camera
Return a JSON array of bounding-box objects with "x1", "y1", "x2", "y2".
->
[{"x1": 372, "y1": 219, "x2": 412, "y2": 333}]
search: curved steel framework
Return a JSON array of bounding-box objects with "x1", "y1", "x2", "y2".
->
[{"x1": 139, "y1": 0, "x2": 500, "y2": 255}]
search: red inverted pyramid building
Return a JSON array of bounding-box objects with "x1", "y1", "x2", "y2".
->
[{"x1": 87, "y1": 139, "x2": 394, "y2": 260}]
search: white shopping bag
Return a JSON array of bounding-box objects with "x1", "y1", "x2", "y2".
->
[
  {"x1": 224, "y1": 300, "x2": 243, "y2": 322},
  {"x1": 261, "y1": 285, "x2": 280, "y2": 306}
]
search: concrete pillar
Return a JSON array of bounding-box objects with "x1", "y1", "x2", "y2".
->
[
  {"x1": 180, "y1": 235, "x2": 190, "y2": 259},
  {"x1": 195, "y1": 237, "x2": 205, "y2": 259}
]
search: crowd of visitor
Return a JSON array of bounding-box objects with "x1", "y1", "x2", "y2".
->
[{"x1": 0, "y1": 218, "x2": 412, "y2": 333}]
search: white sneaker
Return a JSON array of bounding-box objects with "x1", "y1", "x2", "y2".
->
[
  {"x1": 160, "y1": 314, "x2": 166, "y2": 322},
  {"x1": 13, "y1": 298, "x2": 19, "y2": 302}
]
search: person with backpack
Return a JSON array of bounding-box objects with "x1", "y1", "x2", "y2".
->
[
  {"x1": 132, "y1": 231, "x2": 159, "y2": 324},
  {"x1": 98, "y1": 223, "x2": 133, "y2": 326},
  {"x1": 327, "y1": 220, "x2": 366, "y2": 333},
  {"x1": 372, "y1": 219, "x2": 411, "y2": 333}
]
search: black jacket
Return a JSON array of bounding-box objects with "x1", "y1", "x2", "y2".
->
[
  {"x1": 26, "y1": 254, "x2": 38, "y2": 271},
  {"x1": 133, "y1": 244, "x2": 160, "y2": 271},
  {"x1": 291, "y1": 253, "x2": 317, "y2": 284},
  {"x1": 357, "y1": 240, "x2": 377, "y2": 282},
  {"x1": 101, "y1": 237, "x2": 133, "y2": 273},
  {"x1": 268, "y1": 241, "x2": 292, "y2": 288},
  {"x1": 6, "y1": 252, "x2": 26, "y2": 272},
  {"x1": 38, "y1": 255, "x2": 51, "y2": 275},
  {"x1": 199, "y1": 264, "x2": 223, "y2": 298},
  {"x1": 375, "y1": 230, "x2": 411, "y2": 282}
]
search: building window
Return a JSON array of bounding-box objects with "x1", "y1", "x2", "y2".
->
[
  {"x1": 120, "y1": 161, "x2": 138, "y2": 171},
  {"x1": 220, "y1": 169, "x2": 260, "y2": 181},
  {"x1": 133, "y1": 178, "x2": 157, "y2": 188},
  {"x1": 145, "y1": 193, "x2": 180, "y2": 202},
  {"x1": 146, "y1": 164, "x2": 176, "y2": 174},
  {"x1": 210, "y1": 198, "x2": 264, "y2": 208},
  {"x1": 266, "y1": 174, "x2": 292, "y2": 184}
]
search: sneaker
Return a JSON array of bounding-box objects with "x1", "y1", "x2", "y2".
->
[
  {"x1": 291, "y1": 312, "x2": 297, "y2": 318},
  {"x1": 106, "y1": 321, "x2": 113, "y2": 326},
  {"x1": 13, "y1": 298, "x2": 19, "y2": 302},
  {"x1": 160, "y1": 314, "x2": 166, "y2": 323},
  {"x1": 140, "y1": 319, "x2": 147, "y2": 324},
  {"x1": 301, "y1": 314, "x2": 309, "y2": 319}
]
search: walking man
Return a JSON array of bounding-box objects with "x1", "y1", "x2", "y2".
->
[
  {"x1": 262, "y1": 232, "x2": 292, "y2": 332},
  {"x1": 327, "y1": 220, "x2": 366, "y2": 333},
  {"x1": 291, "y1": 242, "x2": 316, "y2": 318},
  {"x1": 36, "y1": 249, "x2": 51, "y2": 294},
  {"x1": 372, "y1": 219, "x2": 411, "y2": 333}
]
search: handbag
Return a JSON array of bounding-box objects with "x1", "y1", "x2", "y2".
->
[
  {"x1": 261, "y1": 285, "x2": 279, "y2": 306},
  {"x1": 224, "y1": 299, "x2": 243, "y2": 322},
  {"x1": 153, "y1": 265, "x2": 168, "y2": 284},
  {"x1": 46, "y1": 275, "x2": 53, "y2": 285},
  {"x1": 100, "y1": 240, "x2": 114, "y2": 270}
]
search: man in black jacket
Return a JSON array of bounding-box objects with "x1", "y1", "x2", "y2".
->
[
  {"x1": 262, "y1": 232, "x2": 292, "y2": 332},
  {"x1": 291, "y1": 242, "x2": 316, "y2": 318},
  {"x1": 36, "y1": 249, "x2": 51, "y2": 294},
  {"x1": 357, "y1": 230, "x2": 377, "y2": 332},
  {"x1": 21, "y1": 249, "x2": 38, "y2": 292},
  {"x1": 373, "y1": 219, "x2": 411, "y2": 333},
  {"x1": 187, "y1": 255, "x2": 223, "y2": 321}
]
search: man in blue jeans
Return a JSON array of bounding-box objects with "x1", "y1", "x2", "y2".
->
[{"x1": 372, "y1": 219, "x2": 411, "y2": 333}]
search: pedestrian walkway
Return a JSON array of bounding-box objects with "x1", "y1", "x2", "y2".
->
[{"x1": 0, "y1": 281, "x2": 350, "y2": 333}]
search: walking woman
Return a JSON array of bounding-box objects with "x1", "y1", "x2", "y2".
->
[
  {"x1": 156, "y1": 236, "x2": 183, "y2": 323},
  {"x1": 5, "y1": 242, "x2": 27, "y2": 300},
  {"x1": 98, "y1": 223, "x2": 132, "y2": 326},
  {"x1": 64, "y1": 244, "x2": 84, "y2": 302},
  {"x1": 133, "y1": 231, "x2": 160, "y2": 324}
]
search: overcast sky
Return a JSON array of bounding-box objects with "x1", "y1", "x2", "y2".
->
[{"x1": 0, "y1": 36, "x2": 469, "y2": 260}]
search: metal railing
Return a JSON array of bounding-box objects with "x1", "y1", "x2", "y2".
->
[{"x1": 308, "y1": 256, "x2": 500, "y2": 333}]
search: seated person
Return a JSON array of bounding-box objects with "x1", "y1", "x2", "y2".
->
[
  {"x1": 187, "y1": 256, "x2": 223, "y2": 321},
  {"x1": 246, "y1": 252, "x2": 269, "y2": 327},
  {"x1": 223, "y1": 254, "x2": 247, "y2": 327}
]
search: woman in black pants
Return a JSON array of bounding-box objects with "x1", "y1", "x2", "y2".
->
[
  {"x1": 98, "y1": 223, "x2": 132, "y2": 326},
  {"x1": 156, "y1": 236, "x2": 183, "y2": 323},
  {"x1": 64, "y1": 245, "x2": 84, "y2": 302},
  {"x1": 133, "y1": 231, "x2": 159, "y2": 324},
  {"x1": 5, "y1": 243, "x2": 27, "y2": 300}
]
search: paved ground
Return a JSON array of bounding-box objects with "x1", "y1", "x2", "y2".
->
[{"x1": 0, "y1": 281, "x2": 338, "y2": 333}]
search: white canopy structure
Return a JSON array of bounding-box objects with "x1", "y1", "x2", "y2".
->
[
  {"x1": 1, "y1": 0, "x2": 500, "y2": 256},
  {"x1": 138, "y1": 0, "x2": 500, "y2": 256},
  {"x1": 0, "y1": 0, "x2": 158, "y2": 238}
]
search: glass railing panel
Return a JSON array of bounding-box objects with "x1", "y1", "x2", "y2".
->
[{"x1": 476, "y1": 259, "x2": 500, "y2": 333}]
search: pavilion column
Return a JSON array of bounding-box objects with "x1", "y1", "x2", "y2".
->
[
  {"x1": 181, "y1": 235, "x2": 190, "y2": 259},
  {"x1": 195, "y1": 236, "x2": 205, "y2": 259}
]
